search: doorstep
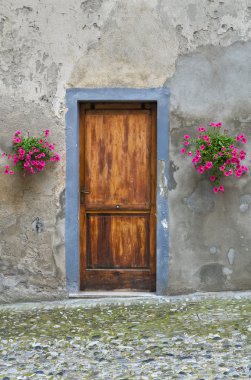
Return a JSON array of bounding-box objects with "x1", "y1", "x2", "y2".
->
[{"x1": 69, "y1": 291, "x2": 157, "y2": 299}]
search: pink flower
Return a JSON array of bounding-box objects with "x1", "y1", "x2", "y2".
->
[
  {"x1": 229, "y1": 145, "x2": 234, "y2": 149},
  {"x1": 203, "y1": 135, "x2": 210, "y2": 143},
  {"x1": 18, "y1": 148, "x2": 26, "y2": 155},
  {"x1": 219, "y1": 166, "x2": 225, "y2": 171},
  {"x1": 39, "y1": 139, "x2": 44, "y2": 144},
  {"x1": 224, "y1": 171, "x2": 229, "y2": 176},
  {"x1": 198, "y1": 126, "x2": 206, "y2": 132},
  {"x1": 13, "y1": 137, "x2": 21, "y2": 144},
  {"x1": 236, "y1": 134, "x2": 245, "y2": 142},
  {"x1": 241, "y1": 165, "x2": 248, "y2": 172},
  {"x1": 219, "y1": 185, "x2": 224, "y2": 192},
  {"x1": 50, "y1": 154, "x2": 60, "y2": 162},
  {"x1": 192, "y1": 155, "x2": 201, "y2": 163},
  {"x1": 210, "y1": 122, "x2": 221, "y2": 128},
  {"x1": 213, "y1": 187, "x2": 219, "y2": 193},
  {"x1": 180, "y1": 148, "x2": 186, "y2": 155},
  {"x1": 242, "y1": 137, "x2": 247, "y2": 144},
  {"x1": 184, "y1": 141, "x2": 190, "y2": 146},
  {"x1": 4, "y1": 165, "x2": 14, "y2": 175},
  {"x1": 184, "y1": 134, "x2": 190, "y2": 139},
  {"x1": 188, "y1": 151, "x2": 193, "y2": 156},
  {"x1": 49, "y1": 144, "x2": 55, "y2": 150},
  {"x1": 200, "y1": 145, "x2": 205, "y2": 150},
  {"x1": 14, "y1": 130, "x2": 22, "y2": 135},
  {"x1": 210, "y1": 176, "x2": 216, "y2": 182},
  {"x1": 13, "y1": 155, "x2": 19, "y2": 164},
  {"x1": 44, "y1": 130, "x2": 50, "y2": 137},
  {"x1": 205, "y1": 161, "x2": 213, "y2": 169},
  {"x1": 197, "y1": 166, "x2": 205, "y2": 174},
  {"x1": 214, "y1": 154, "x2": 218, "y2": 159},
  {"x1": 236, "y1": 169, "x2": 243, "y2": 177},
  {"x1": 239, "y1": 150, "x2": 246, "y2": 160}
]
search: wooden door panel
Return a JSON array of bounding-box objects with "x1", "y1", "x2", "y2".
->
[
  {"x1": 79, "y1": 102, "x2": 156, "y2": 291},
  {"x1": 84, "y1": 111, "x2": 151, "y2": 210},
  {"x1": 87, "y1": 214, "x2": 149, "y2": 269},
  {"x1": 84, "y1": 269, "x2": 155, "y2": 291}
]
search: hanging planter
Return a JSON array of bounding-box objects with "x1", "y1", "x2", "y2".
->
[
  {"x1": 1, "y1": 129, "x2": 60, "y2": 176},
  {"x1": 181, "y1": 122, "x2": 248, "y2": 193}
]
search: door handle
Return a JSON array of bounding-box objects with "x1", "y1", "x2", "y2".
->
[{"x1": 80, "y1": 189, "x2": 90, "y2": 194}]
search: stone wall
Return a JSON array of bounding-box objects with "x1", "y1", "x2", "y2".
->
[{"x1": 0, "y1": 0, "x2": 250, "y2": 301}]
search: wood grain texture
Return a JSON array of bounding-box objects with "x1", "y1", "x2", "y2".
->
[
  {"x1": 84, "y1": 110, "x2": 151, "y2": 210},
  {"x1": 87, "y1": 214, "x2": 149, "y2": 269},
  {"x1": 84, "y1": 269, "x2": 155, "y2": 291},
  {"x1": 79, "y1": 102, "x2": 156, "y2": 291}
]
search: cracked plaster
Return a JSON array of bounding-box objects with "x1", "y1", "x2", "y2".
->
[{"x1": 0, "y1": 0, "x2": 251, "y2": 301}]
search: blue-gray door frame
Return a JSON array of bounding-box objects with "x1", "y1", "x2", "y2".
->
[{"x1": 65, "y1": 88, "x2": 170, "y2": 295}]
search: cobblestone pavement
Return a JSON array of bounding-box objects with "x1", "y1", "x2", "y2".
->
[{"x1": 0, "y1": 292, "x2": 250, "y2": 379}]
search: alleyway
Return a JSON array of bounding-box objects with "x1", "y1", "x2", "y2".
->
[{"x1": 0, "y1": 292, "x2": 250, "y2": 379}]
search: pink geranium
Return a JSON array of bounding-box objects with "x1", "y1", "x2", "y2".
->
[
  {"x1": 198, "y1": 126, "x2": 206, "y2": 132},
  {"x1": 180, "y1": 121, "x2": 248, "y2": 193},
  {"x1": 1, "y1": 129, "x2": 60, "y2": 175},
  {"x1": 197, "y1": 166, "x2": 205, "y2": 174},
  {"x1": 205, "y1": 161, "x2": 213, "y2": 169},
  {"x1": 13, "y1": 137, "x2": 21, "y2": 144}
]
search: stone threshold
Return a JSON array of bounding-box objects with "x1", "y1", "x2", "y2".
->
[{"x1": 69, "y1": 291, "x2": 157, "y2": 298}]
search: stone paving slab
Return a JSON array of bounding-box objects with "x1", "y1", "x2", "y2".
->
[{"x1": 0, "y1": 291, "x2": 250, "y2": 379}]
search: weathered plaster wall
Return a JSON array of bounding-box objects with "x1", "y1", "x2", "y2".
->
[{"x1": 0, "y1": 0, "x2": 250, "y2": 301}]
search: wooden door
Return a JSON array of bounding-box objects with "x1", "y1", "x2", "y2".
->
[{"x1": 79, "y1": 102, "x2": 156, "y2": 291}]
